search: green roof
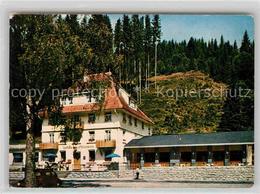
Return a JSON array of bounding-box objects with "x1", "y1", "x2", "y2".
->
[{"x1": 125, "y1": 131, "x2": 254, "y2": 148}]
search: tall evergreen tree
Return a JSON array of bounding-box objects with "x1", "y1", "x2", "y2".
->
[
  {"x1": 152, "y1": 15, "x2": 161, "y2": 87},
  {"x1": 144, "y1": 15, "x2": 152, "y2": 88},
  {"x1": 87, "y1": 15, "x2": 113, "y2": 72},
  {"x1": 122, "y1": 15, "x2": 132, "y2": 84},
  {"x1": 240, "y1": 30, "x2": 251, "y2": 53}
]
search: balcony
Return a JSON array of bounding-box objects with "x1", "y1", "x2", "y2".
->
[
  {"x1": 69, "y1": 121, "x2": 84, "y2": 129},
  {"x1": 39, "y1": 143, "x2": 59, "y2": 150},
  {"x1": 96, "y1": 140, "x2": 116, "y2": 148}
]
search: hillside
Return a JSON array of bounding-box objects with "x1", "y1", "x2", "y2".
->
[{"x1": 140, "y1": 71, "x2": 228, "y2": 135}]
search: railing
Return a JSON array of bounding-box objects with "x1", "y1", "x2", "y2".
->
[
  {"x1": 70, "y1": 121, "x2": 84, "y2": 129},
  {"x1": 73, "y1": 164, "x2": 81, "y2": 171},
  {"x1": 39, "y1": 142, "x2": 59, "y2": 150},
  {"x1": 130, "y1": 162, "x2": 140, "y2": 170},
  {"x1": 142, "y1": 162, "x2": 170, "y2": 168},
  {"x1": 96, "y1": 140, "x2": 116, "y2": 148}
]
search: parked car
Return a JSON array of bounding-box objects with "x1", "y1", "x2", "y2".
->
[{"x1": 16, "y1": 168, "x2": 62, "y2": 187}]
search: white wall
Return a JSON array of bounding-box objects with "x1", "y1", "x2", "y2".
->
[{"x1": 40, "y1": 107, "x2": 151, "y2": 165}]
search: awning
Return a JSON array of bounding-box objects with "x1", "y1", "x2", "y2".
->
[
  {"x1": 43, "y1": 153, "x2": 57, "y2": 158},
  {"x1": 105, "y1": 153, "x2": 120, "y2": 158}
]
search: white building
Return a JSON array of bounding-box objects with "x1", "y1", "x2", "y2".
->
[{"x1": 9, "y1": 72, "x2": 153, "y2": 171}]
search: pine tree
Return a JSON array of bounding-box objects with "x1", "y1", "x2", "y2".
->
[
  {"x1": 152, "y1": 15, "x2": 161, "y2": 87},
  {"x1": 122, "y1": 15, "x2": 132, "y2": 85},
  {"x1": 87, "y1": 15, "x2": 113, "y2": 72},
  {"x1": 114, "y1": 18, "x2": 124, "y2": 83},
  {"x1": 65, "y1": 14, "x2": 80, "y2": 35},
  {"x1": 114, "y1": 19, "x2": 123, "y2": 55},
  {"x1": 240, "y1": 30, "x2": 251, "y2": 53},
  {"x1": 144, "y1": 15, "x2": 152, "y2": 89}
]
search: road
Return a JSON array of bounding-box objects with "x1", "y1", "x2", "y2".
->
[
  {"x1": 60, "y1": 179, "x2": 253, "y2": 188},
  {"x1": 10, "y1": 179, "x2": 253, "y2": 188}
]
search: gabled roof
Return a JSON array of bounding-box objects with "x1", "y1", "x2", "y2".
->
[
  {"x1": 125, "y1": 131, "x2": 254, "y2": 148},
  {"x1": 61, "y1": 72, "x2": 153, "y2": 124}
]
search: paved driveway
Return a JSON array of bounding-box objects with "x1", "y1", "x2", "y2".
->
[{"x1": 60, "y1": 179, "x2": 253, "y2": 188}]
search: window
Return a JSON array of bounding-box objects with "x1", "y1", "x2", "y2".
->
[
  {"x1": 62, "y1": 97, "x2": 67, "y2": 105},
  {"x1": 34, "y1": 152, "x2": 39, "y2": 163},
  {"x1": 160, "y1": 152, "x2": 170, "y2": 162},
  {"x1": 230, "y1": 151, "x2": 243, "y2": 161},
  {"x1": 148, "y1": 127, "x2": 151, "y2": 135},
  {"x1": 197, "y1": 151, "x2": 208, "y2": 162},
  {"x1": 144, "y1": 153, "x2": 155, "y2": 163},
  {"x1": 89, "y1": 131, "x2": 95, "y2": 142},
  {"x1": 213, "y1": 151, "x2": 225, "y2": 161},
  {"x1": 85, "y1": 92, "x2": 92, "y2": 102},
  {"x1": 122, "y1": 113, "x2": 126, "y2": 123},
  {"x1": 13, "y1": 153, "x2": 23, "y2": 163},
  {"x1": 68, "y1": 97, "x2": 73, "y2": 104},
  {"x1": 134, "y1": 118, "x2": 137, "y2": 127},
  {"x1": 142, "y1": 122, "x2": 144, "y2": 130},
  {"x1": 60, "y1": 151, "x2": 66, "y2": 161},
  {"x1": 88, "y1": 113, "x2": 96, "y2": 123},
  {"x1": 181, "y1": 152, "x2": 192, "y2": 162},
  {"x1": 60, "y1": 132, "x2": 66, "y2": 143},
  {"x1": 123, "y1": 130, "x2": 126, "y2": 141},
  {"x1": 105, "y1": 112, "x2": 112, "y2": 122},
  {"x1": 49, "y1": 133, "x2": 54, "y2": 143},
  {"x1": 128, "y1": 115, "x2": 132, "y2": 125},
  {"x1": 89, "y1": 150, "x2": 95, "y2": 161},
  {"x1": 105, "y1": 130, "x2": 111, "y2": 141},
  {"x1": 72, "y1": 115, "x2": 80, "y2": 122}
]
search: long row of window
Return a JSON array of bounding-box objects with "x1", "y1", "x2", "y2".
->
[
  {"x1": 59, "y1": 130, "x2": 112, "y2": 143},
  {"x1": 50, "y1": 112, "x2": 145, "y2": 128},
  {"x1": 61, "y1": 92, "x2": 100, "y2": 105},
  {"x1": 13, "y1": 152, "x2": 39, "y2": 163},
  {"x1": 88, "y1": 112, "x2": 112, "y2": 123},
  {"x1": 49, "y1": 112, "x2": 112, "y2": 126},
  {"x1": 87, "y1": 130, "x2": 112, "y2": 142}
]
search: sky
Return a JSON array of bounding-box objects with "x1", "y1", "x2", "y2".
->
[{"x1": 108, "y1": 14, "x2": 254, "y2": 46}]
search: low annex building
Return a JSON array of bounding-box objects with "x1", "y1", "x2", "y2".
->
[{"x1": 124, "y1": 131, "x2": 254, "y2": 169}]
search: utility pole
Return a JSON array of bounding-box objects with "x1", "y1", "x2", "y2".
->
[
  {"x1": 119, "y1": 42, "x2": 124, "y2": 86},
  {"x1": 155, "y1": 40, "x2": 158, "y2": 89},
  {"x1": 139, "y1": 61, "x2": 142, "y2": 104}
]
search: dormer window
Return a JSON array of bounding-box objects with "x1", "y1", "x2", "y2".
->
[
  {"x1": 61, "y1": 96, "x2": 73, "y2": 105},
  {"x1": 62, "y1": 97, "x2": 67, "y2": 105},
  {"x1": 129, "y1": 99, "x2": 137, "y2": 110},
  {"x1": 84, "y1": 91, "x2": 92, "y2": 102},
  {"x1": 68, "y1": 97, "x2": 73, "y2": 104}
]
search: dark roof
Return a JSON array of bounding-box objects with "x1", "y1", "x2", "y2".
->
[{"x1": 125, "y1": 131, "x2": 254, "y2": 148}]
